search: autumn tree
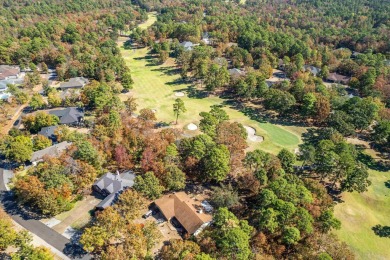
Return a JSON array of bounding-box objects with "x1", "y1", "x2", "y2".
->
[
  {"x1": 22, "y1": 112, "x2": 59, "y2": 133},
  {"x1": 202, "y1": 144, "x2": 230, "y2": 182},
  {"x1": 124, "y1": 96, "x2": 138, "y2": 114},
  {"x1": 134, "y1": 171, "x2": 164, "y2": 199},
  {"x1": 277, "y1": 148, "x2": 296, "y2": 173},
  {"x1": 173, "y1": 98, "x2": 186, "y2": 124},
  {"x1": 1, "y1": 135, "x2": 33, "y2": 163},
  {"x1": 160, "y1": 239, "x2": 201, "y2": 260},
  {"x1": 163, "y1": 165, "x2": 186, "y2": 191},
  {"x1": 32, "y1": 135, "x2": 52, "y2": 151},
  {"x1": 210, "y1": 183, "x2": 240, "y2": 209}
]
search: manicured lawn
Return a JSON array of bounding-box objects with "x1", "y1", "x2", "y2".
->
[
  {"x1": 118, "y1": 45, "x2": 303, "y2": 154},
  {"x1": 334, "y1": 168, "x2": 390, "y2": 259},
  {"x1": 138, "y1": 12, "x2": 157, "y2": 30}
]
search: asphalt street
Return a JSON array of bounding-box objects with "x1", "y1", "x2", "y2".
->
[{"x1": 0, "y1": 168, "x2": 90, "y2": 259}]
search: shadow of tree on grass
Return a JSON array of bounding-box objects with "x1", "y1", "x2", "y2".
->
[{"x1": 372, "y1": 225, "x2": 390, "y2": 238}]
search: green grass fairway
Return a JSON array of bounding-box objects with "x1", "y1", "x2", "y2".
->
[
  {"x1": 334, "y1": 168, "x2": 390, "y2": 259},
  {"x1": 118, "y1": 13, "x2": 304, "y2": 154},
  {"x1": 138, "y1": 12, "x2": 157, "y2": 30},
  {"x1": 119, "y1": 46, "x2": 302, "y2": 154}
]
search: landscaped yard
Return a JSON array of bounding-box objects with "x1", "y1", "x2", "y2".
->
[
  {"x1": 334, "y1": 166, "x2": 390, "y2": 259},
  {"x1": 117, "y1": 13, "x2": 304, "y2": 154}
]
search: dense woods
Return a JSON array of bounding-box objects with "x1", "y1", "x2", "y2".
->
[{"x1": 0, "y1": 0, "x2": 147, "y2": 82}]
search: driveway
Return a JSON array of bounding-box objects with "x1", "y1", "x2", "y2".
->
[{"x1": 0, "y1": 169, "x2": 90, "y2": 259}]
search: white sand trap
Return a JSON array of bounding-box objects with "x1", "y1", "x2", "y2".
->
[
  {"x1": 244, "y1": 126, "x2": 264, "y2": 142},
  {"x1": 187, "y1": 123, "x2": 198, "y2": 131},
  {"x1": 175, "y1": 92, "x2": 185, "y2": 97}
]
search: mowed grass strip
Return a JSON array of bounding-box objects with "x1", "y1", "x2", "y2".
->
[{"x1": 334, "y1": 168, "x2": 390, "y2": 260}]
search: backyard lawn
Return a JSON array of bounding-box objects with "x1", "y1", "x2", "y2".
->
[{"x1": 334, "y1": 167, "x2": 390, "y2": 260}]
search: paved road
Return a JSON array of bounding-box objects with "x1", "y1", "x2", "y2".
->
[{"x1": 0, "y1": 169, "x2": 90, "y2": 259}]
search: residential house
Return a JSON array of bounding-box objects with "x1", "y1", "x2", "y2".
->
[
  {"x1": 326, "y1": 72, "x2": 350, "y2": 85},
  {"x1": 0, "y1": 65, "x2": 20, "y2": 80},
  {"x1": 213, "y1": 57, "x2": 228, "y2": 67},
  {"x1": 226, "y1": 42, "x2": 238, "y2": 48},
  {"x1": 49, "y1": 107, "x2": 84, "y2": 126},
  {"x1": 180, "y1": 41, "x2": 198, "y2": 51},
  {"x1": 58, "y1": 77, "x2": 89, "y2": 91},
  {"x1": 0, "y1": 66, "x2": 24, "y2": 101},
  {"x1": 202, "y1": 32, "x2": 211, "y2": 45},
  {"x1": 30, "y1": 141, "x2": 72, "y2": 164},
  {"x1": 351, "y1": 51, "x2": 362, "y2": 58},
  {"x1": 154, "y1": 192, "x2": 213, "y2": 236},
  {"x1": 304, "y1": 65, "x2": 321, "y2": 77},
  {"x1": 38, "y1": 125, "x2": 58, "y2": 141},
  {"x1": 93, "y1": 171, "x2": 136, "y2": 210},
  {"x1": 228, "y1": 68, "x2": 245, "y2": 78}
]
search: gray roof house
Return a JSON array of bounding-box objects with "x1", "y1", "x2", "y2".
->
[
  {"x1": 304, "y1": 65, "x2": 321, "y2": 77},
  {"x1": 30, "y1": 141, "x2": 72, "y2": 164},
  {"x1": 93, "y1": 171, "x2": 136, "y2": 210},
  {"x1": 213, "y1": 57, "x2": 228, "y2": 67},
  {"x1": 49, "y1": 107, "x2": 84, "y2": 126},
  {"x1": 228, "y1": 68, "x2": 245, "y2": 78},
  {"x1": 180, "y1": 41, "x2": 198, "y2": 51},
  {"x1": 38, "y1": 125, "x2": 58, "y2": 141},
  {"x1": 58, "y1": 77, "x2": 89, "y2": 90},
  {"x1": 202, "y1": 32, "x2": 210, "y2": 45}
]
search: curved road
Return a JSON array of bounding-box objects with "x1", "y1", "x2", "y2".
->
[{"x1": 0, "y1": 169, "x2": 90, "y2": 259}]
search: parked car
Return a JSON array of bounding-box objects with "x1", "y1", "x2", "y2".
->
[{"x1": 143, "y1": 210, "x2": 153, "y2": 219}]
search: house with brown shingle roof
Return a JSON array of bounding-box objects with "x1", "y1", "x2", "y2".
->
[
  {"x1": 326, "y1": 72, "x2": 350, "y2": 85},
  {"x1": 0, "y1": 65, "x2": 20, "y2": 80},
  {"x1": 154, "y1": 192, "x2": 212, "y2": 236}
]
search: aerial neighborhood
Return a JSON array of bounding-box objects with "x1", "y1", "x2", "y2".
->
[{"x1": 0, "y1": 0, "x2": 389, "y2": 260}]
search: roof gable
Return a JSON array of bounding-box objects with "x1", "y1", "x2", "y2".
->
[{"x1": 155, "y1": 192, "x2": 212, "y2": 234}]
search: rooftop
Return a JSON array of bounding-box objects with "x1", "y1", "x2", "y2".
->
[
  {"x1": 59, "y1": 77, "x2": 89, "y2": 90},
  {"x1": 304, "y1": 65, "x2": 321, "y2": 76},
  {"x1": 154, "y1": 192, "x2": 212, "y2": 235},
  {"x1": 31, "y1": 141, "x2": 72, "y2": 163},
  {"x1": 327, "y1": 72, "x2": 350, "y2": 84},
  {"x1": 49, "y1": 107, "x2": 84, "y2": 125},
  {"x1": 94, "y1": 171, "x2": 136, "y2": 209},
  {"x1": 0, "y1": 65, "x2": 20, "y2": 80},
  {"x1": 38, "y1": 125, "x2": 58, "y2": 140},
  {"x1": 228, "y1": 68, "x2": 245, "y2": 77}
]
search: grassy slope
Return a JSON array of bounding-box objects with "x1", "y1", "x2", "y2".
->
[
  {"x1": 334, "y1": 168, "x2": 390, "y2": 260},
  {"x1": 119, "y1": 44, "x2": 303, "y2": 154}
]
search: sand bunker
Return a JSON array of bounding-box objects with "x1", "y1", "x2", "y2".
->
[
  {"x1": 187, "y1": 123, "x2": 198, "y2": 131},
  {"x1": 244, "y1": 126, "x2": 264, "y2": 142},
  {"x1": 175, "y1": 92, "x2": 185, "y2": 97}
]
